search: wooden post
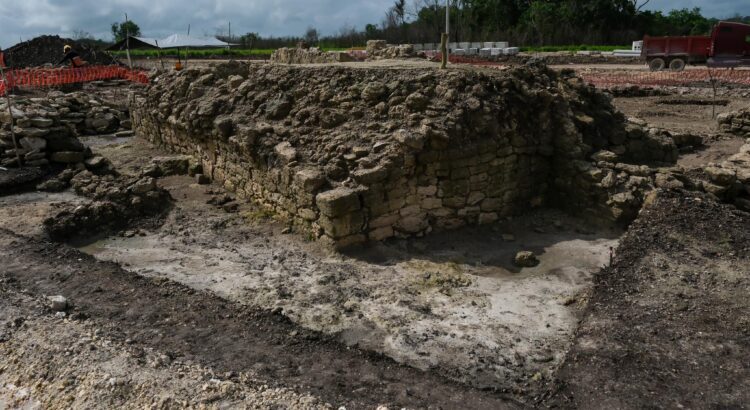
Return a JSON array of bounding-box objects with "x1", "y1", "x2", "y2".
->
[{"x1": 0, "y1": 65, "x2": 22, "y2": 167}]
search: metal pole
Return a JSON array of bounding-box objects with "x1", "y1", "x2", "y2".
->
[
  {"x1": 0, "y1": 65, "x2": 22, "y2": 167},
  {"x1": 445, "y1": 0, "x2": 450, "y2": 65}
]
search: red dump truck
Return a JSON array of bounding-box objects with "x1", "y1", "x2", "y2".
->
[{"x1": 642, "y1": 21, "x2": 750, "y2": 71}]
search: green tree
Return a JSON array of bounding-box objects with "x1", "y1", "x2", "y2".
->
[
  {"x1": 111, "y1": 20, "x2": 141, "y2": 42},
  {"x1": 665, "y1": 8, "x2": 712, "y2": 35}
]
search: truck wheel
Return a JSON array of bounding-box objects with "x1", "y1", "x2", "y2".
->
[
  {"x1": 669, "y1": 58, "x2": 686, "y2": 72},
  {"x1": 648, "y1": 58, "x2": 666, "y2": 71}
]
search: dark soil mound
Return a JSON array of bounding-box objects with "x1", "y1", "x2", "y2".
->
[
  {"x1": 547, "y1": 190, "x2": 750, "y2": 408},
  {"x1": 0, "y1": 167, "x2": 46, "y2": 195},
  {"x1": 4, "y1": 35, "x2": 116, "y2": 68}
]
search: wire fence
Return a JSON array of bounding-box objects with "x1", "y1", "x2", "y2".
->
[{"x1": 0, "y1": 65, "x2": 149, "y2": 96}]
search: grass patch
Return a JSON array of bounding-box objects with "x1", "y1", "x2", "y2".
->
[{"x1": 240, "y1": 207, "x2": 276, "y2": 222}]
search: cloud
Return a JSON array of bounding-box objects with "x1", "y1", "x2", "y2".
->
[
  {"x1": 0, "y1": 0, "x2": 393, "y2": 48},
  {"x1": 0, "y1": 0, "x2": 748, "y2": 49}
]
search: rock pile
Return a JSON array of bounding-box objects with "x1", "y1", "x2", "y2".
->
[
  {"x1": 0, "y1": 91, "x2": 131, "y2": 168},
  {"x1": 366, "y1": 40, "x2": 419, "y2": 60},
  {"x1": 718, "y1": 109, "x2": 750, "y2": 137},
  {"x1": 695, "y1": 140, "x2": 750, "y2": 211},
  {"x1": 3, "y1": 35, "x2": 115, "y2": 68},
  {"x1": 270, "y1": 47, "x2": 356, "y2": 64},
  {"x1": 130, "y1": 61, "x2": 677, "y2": 247}
]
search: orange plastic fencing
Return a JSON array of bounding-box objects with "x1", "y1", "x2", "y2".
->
[{"x1": 0, "y1": 65, "x2": 149, "y2": 96}]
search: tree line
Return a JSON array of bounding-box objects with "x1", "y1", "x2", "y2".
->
[{"x1": 75, "y1": 2, "x2": 750, "y2": 51}]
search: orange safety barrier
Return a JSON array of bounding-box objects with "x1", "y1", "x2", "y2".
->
[{"x1": 0, "y1": 65, "x2": 149, "y2": 96}]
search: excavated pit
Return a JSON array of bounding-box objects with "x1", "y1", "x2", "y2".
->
[{"x1": 2, "y1": 63, "x2": 750, "y2": 405}]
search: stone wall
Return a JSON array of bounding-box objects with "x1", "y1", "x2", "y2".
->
[
  {"x1": 718, "y1": 108, "x2": 750, "y2": 137},
  {"x1": 0, "y1": 90, "x2": 131, "y2": 168},
  {"x1": 130, "y1": 61, "x2": 676, "y2": 246}
]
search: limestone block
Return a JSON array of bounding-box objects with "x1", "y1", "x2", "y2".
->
[
  {"x1": 30, "y1": 117, "x2": 54, "y2": 128},
  {"x1": 394, "y1": 129, "x2": 424, "y2": 150},
  {"x1": 352, "y1": 166, "x2": 388, "y2": 184},
  {"x1": 19, "y1": 136, "x2": 47, "y2": 151},
  {"x1": 396, "y1": 215, "x2": 428, "y2": 234},
  {"x1": 369, "y1": 226, "x2": 394, "y2": 241},
  {"x1": 316, "y1": 187, "x2": 361, "y2": 217},
  {"x1": 274, "y1": 142, "x2": 297, "y2": 164},
  {"x1": 478, "y1": 212, "x2": 499, "y2": 225},
  {"x1": 294, "y1": 168, "x2": 326, "y2": 192},
  {"x1": 319, "y1": 210, "x2": 365, "y2": 238},
  {"x1": 370, "y1": 214, "x2": 399, "y2": 228}
]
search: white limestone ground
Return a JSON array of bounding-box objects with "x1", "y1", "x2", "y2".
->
[{"x1": 79, "y1": 174, "x2": 620, "y2": 391}]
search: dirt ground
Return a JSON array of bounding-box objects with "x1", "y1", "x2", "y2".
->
[
  {"x1": 548, "y1": 190, "x2": 750, "y2": 408},
  {"x1": 1, "y1": 66, "x2": 750, "y2": 408}
]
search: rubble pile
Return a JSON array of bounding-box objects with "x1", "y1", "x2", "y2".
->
[
  {"x1": 366, "y1": 40, "x2": 419, "y2": 60},
  {"x1": 0, "y1": 91, "x2": 131, "y2": 168},
  {"x1": 718, "y1": 109, "x2": 750, "y2": 137},
  {"x1": 270, "y1": 47, "x2": 356, "y2": 64},
  {"x1": 130, "y1": 61, "x2": 677, "y2": 247},
  {"x1": 44, "y1": 170, "x2": 172, "y2": 239},
  {"x1": 4, "y1": 35, "x2": 115, "y2": 68}
]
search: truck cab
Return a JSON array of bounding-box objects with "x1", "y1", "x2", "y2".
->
[{"x1": 708, "y1": 21, "x2": 750, "y2": 67}]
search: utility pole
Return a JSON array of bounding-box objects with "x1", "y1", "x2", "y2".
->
[
  {"x1": 125, "y1": 13, "x2": 133, "y2": 69},
  {"x1": 228, "y1": 21, "x2": 231, "y2": 39},
  {"x1": 440, "y1": 0, "x2": 450, "y2": 69}
]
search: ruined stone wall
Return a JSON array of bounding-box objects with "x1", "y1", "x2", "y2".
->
[
  {"x1": 1, "y1": 90, "x2": 131, "y2": 168},
  {"x1": 718, "y1": 108, "x2": 750, "y2": 137},
  {"x1": 130, "y1": 61, "x2": 675, "y2": 246}
]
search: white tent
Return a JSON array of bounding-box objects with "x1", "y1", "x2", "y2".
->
[{"x1": 156, "y1": 34, "x2": 231, "y2": 49}]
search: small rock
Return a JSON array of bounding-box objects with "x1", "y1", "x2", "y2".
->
[
  {"x1": 196, "y1": 174, "x2": 210, "y2": 184},
  {"x1": 223, "y1": 202, "x2": 239, "y2": 213},
  {"x1": 48, "y1": 295, "x2": 68, "y2": 312},
  {"x1": 130, "y1": 177, "x2": 157, "y2": 194},
  {"x1": 514, "y1": 251, "x2": 539, "y2": 268}
]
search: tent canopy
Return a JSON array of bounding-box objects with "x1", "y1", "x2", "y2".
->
[
  {"x1": 106, "y1": 37, "x2": 160, "y2": 51},
  {"x1": 106, "y1": 34, "x2": 232, "y2": 51},
  {"x1": 155, "y1": 34, "x2": 231, "y2": 49}
]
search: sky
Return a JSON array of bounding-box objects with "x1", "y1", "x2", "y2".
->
[{"x1": 1, "y1": 0, "x2": 749, "y2": 49}]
